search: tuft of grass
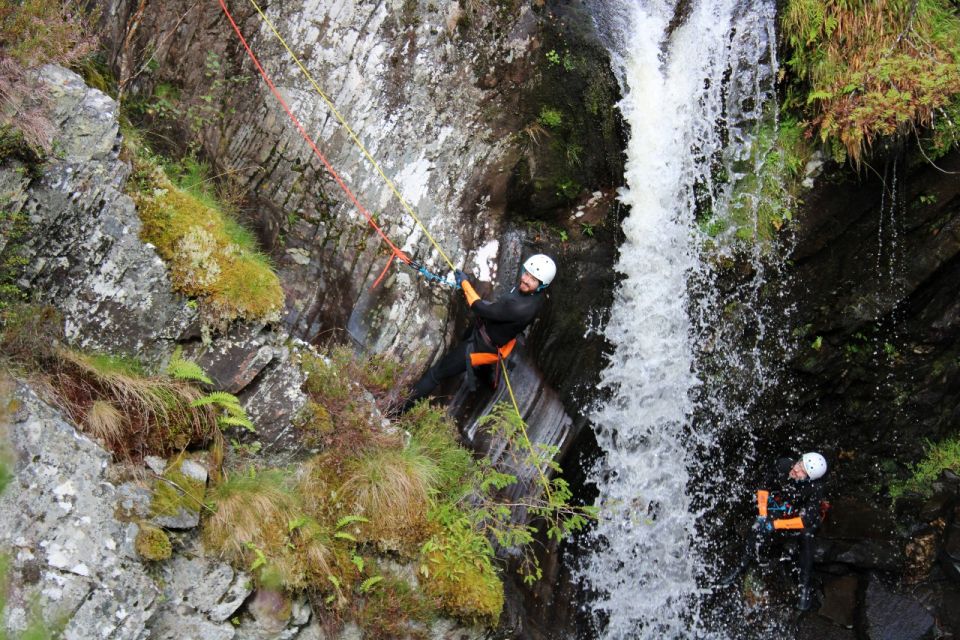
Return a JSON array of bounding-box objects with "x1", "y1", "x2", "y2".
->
[
  {"x1": 58, "y1": 349, "x2": 218, "y2": 458},
  {"x1": 339, "y1": 443, "x2": 438, "y2": 554},
  {"x1": 781, "y1": 0, "x2": 960, "y2": 163},
  {"x1": 82, "y1": 399, "x2": 125, "y2": 444},
  {"x1": 204, "y1": 468, "x2": 343, "y2": 591},
  {"x1": 127, "y1": 148, "x2": 283, "y2": 331},
  {"x1": 889, "y1": 435, "x2": 960, "y2": 499},
  {"x1": 399, "y1": 402, "x2": 474, "y2": 503}
]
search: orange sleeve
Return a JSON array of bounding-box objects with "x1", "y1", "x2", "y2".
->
[
  {"x1": 756, "y1": 490, "x2": 769, "y2": 518},
  {"x1": 462, "y1": 280, "x2": 481, "y2": 306},
  {"x1": 773, "y1": 517, "x2": 805, "y2": 530}
]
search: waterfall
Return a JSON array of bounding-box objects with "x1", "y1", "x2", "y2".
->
[{"x1": 579, "y1": 1, "x2": 778, "y2": 637}]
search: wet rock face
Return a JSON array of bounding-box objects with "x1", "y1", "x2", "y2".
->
[
  {"x1": 863, "y1": 574, "x2": 935, "y2": 640},
  {"x1": 7, "y1": 66, "x2": 196, "y2": 361},
  {"x1": 784, "y1": 150, "x2": 960, "y2": 463},
  {"x1": 97, "y1": 0, "x2": 623, "y2": 368}
]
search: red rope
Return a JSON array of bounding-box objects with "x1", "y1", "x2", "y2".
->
[{"x1": 217, "y1": 0, "x2": 410, "y2": 277}]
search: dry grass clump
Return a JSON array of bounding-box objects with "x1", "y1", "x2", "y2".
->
[
  {"x1": 782, "y1": 0, "x2": 960, "y2": 162},
  {"x1": 55, "y1": 349, "x2": 218, "y2": 458},
  {"x1": 204, "y1": 468, "x2": 343, "y2": 591},
  {"x1": 0, "y1": 305, "x2": 220, "y2": 459},
  {"x1": 338, "y1": 443, "x2": 438, "y2": 554},
  {"x1": 128, "y1": 152, "x2": 284, "y2": 331}
]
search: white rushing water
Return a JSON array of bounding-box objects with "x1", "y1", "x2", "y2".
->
[{"x1": 580, "y1": 1, "x2": 778, "y2": 637}]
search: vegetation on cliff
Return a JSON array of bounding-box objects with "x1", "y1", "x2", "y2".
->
[
  {"x1": 781, "y1": 0, "x2": 960, "y2": 164},
  {"x1": 0, "y1": 0, "x2": 97, "y2": 154},
  {"x1": 126, "y1": 145, "x2": 285, "y2": 332}
]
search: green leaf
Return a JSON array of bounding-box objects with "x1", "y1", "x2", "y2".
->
[
  {"x1": 336, "y1": 515, "x2": 369, "y2": 529},
  {"x1": 219, "y1": 415, "x2": 256, "y2": 432},
  {"x1": 334, "y1": 532, "x2": 357, "y2": 542},
  {"x1": 351, "y1": 554, "x2": 364, "y2": 573},
  {"x1": 191, "y1": 391, "x2": 242, "y2": 408},
  {"x1": 359, "y1": 576, "x2": 383, "y2": 593},
  {"x1": 167, "y1": 354, "x2": 213, "y2": 384}
]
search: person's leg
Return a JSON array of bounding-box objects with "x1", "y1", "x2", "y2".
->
[
  {"x1": 720, "y1": 521, "x2": 768, "y2": 585},
  {"x1": 402, "y1": 342, "x2": 470, "y2": 411},
  {"x1": 796, "y1": 531, "x2": 816, "y2": 610}
]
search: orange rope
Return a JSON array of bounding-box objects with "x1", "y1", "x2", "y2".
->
[{"x1": 217, "y1": 0, "x2": 410, "y2": 281}]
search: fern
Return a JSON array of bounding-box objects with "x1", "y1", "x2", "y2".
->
[
  {"x1": 218, "y1": 415, "x2": 256, "y2": 432},
  {"x1": 167, "y1": 348, "x2": 213, "y2": 384},
  {"x1": 191, "y1": 391, "x2": 241, "y2": 409},
  {"x1": 359, "y1": 575, "x2": 383, "y2": 593},
  {"x1": 218, "y1": 415, "x2": 254, "y2": 431}
]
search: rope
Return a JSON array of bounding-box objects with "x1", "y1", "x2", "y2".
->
[
  {"x1": 217, "y1": 0, "x2": 411, "y2": 284},
  {"x1": 244, "y1": 0, "x2": 457, "y2": 272},
  {"x1": 219, "y1": 1, "x2": 541, "y2": 476},
  {"x1": 499, "y1": 357, "x2": 554, "y2": 502}
]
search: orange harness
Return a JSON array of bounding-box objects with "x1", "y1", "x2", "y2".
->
[{"x1": 469, "y1": 339, "x2": 516, "y2": 367}]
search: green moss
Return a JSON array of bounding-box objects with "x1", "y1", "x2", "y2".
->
[
  {"x1": 889, "y1": 435, "x2": 960, "y2": 499},
  {"x1": 781, "y1": 0, "x2": 960, "y2": 162},
  {"x1": 420, "y1": 510, "x2": 503, "y2": 627},
  {"x1": 135, "y1": 524, "x2": 172, "y2": 561},
  {"x1": 127, "y1": 147, "x2": 284, "y2": 329},
  {"x1": 703, "y1": 116, "x2": 810, "y2": 251},
  {"x1": 354, "y1": 574, "x2": 432, "y2": 640},
  {"x1": 150, "y1": 457, "x2": 206, "y2": 517}
]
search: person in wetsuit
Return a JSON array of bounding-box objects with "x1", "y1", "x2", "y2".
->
[
  {"x1": 721, "y1": 452, "x2": 829, "y2": 611},
  {"x1": 401, "y1": 253, "x2": 556, "y2": 412}
]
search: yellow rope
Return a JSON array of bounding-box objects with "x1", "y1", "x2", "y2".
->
[
  {"x1": 500, "y1": 358, "x2": 554, "y2": 502},
  {"x1": 244, "y1": 0, "x2": 542, "y2": 478},
  {"x1": 246, "y1": 0, "x2": 456, "y2": 271}
]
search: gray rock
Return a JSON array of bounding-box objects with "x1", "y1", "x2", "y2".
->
[
  {"x1": 148, "y1": 610, "x2": 236, "y2": 640},
  {"x1": 8, "y1": 66, "x2": 196, "y2": 362},
  {"x1": 239, "y1": 342, "x2": 309, "y2": 457},
  {"x1": 863, "y1": 574, "x2": 935, "y2": 640},
  {"x1": 182, "y1": 323, "x2": 278, "y2": 394},
  {"x1": 0, "y1": 382, "x2": 158, "y2": 639},
  {"x1": 157, "y1": 549, "x2": 252, "y2": 623}
]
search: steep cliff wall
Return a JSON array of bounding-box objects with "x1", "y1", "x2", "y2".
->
[{"x1": 98, "y1": 0, "x2": 622, "y2": 380}]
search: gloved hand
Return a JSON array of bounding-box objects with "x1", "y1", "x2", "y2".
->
[{"x1": 455, "y1": 270, "x2": 469, "y2": 287}]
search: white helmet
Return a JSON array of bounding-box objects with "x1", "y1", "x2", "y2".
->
[
  {"x1": 801, "y1": 452, "x2": 827, "y2": 481},
  {"x1": 523, "y1": 254, "x2": 556, "y2": 287}
]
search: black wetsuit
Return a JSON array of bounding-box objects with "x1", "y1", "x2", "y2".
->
[
  {"x1": 726, "y1": 457, "x2": 827, "y2": 608},
  {"x1": 405, "y1": 283, "x2": 544, "y2": 407}
]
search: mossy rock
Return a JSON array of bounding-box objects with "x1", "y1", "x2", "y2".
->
[
  {"x1": 150, "y1": 456, "x2": 207, "y2": 529},
  {"x1": 135, "y1": 523, "x2": 172, "y2": 561}
]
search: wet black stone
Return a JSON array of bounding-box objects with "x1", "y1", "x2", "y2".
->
[
  {"x1": 863, "y1": 574, "x2": 934, "y2": 640},
  {"x1": 818, "y1": 574, "x2": 858, "y2": 628}
]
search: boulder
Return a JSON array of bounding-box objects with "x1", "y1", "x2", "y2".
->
[
  {"x1": 863, "y1": 574, "x2": 934, "y2": 640},
  {"x1": 10, "y1": 66, "x2": 196, "y2": 362},
  {"x1": 0, "y1": 382, "x2": 158, "y2": 639}
]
